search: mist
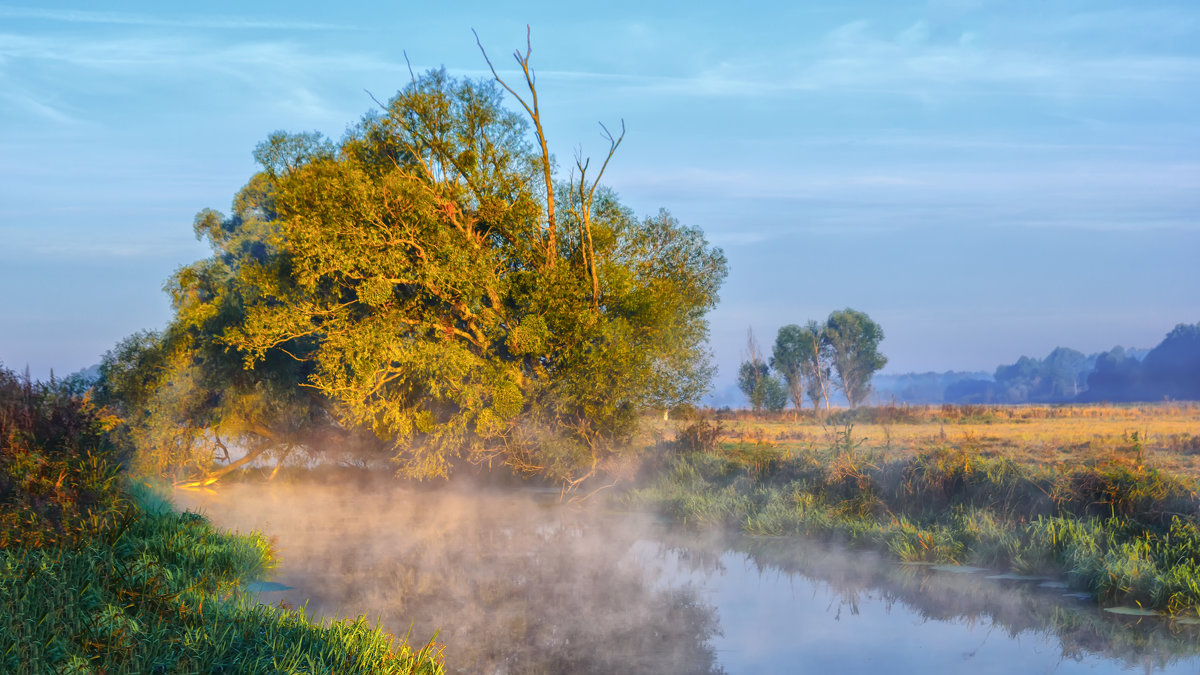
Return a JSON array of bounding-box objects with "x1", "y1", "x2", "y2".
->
[
  {"x1": 173, "y1": 476, "x2": 1200, "y2": 674},
  {"x1": 175, "y1": 479, "x2": 724, "y2": 674}
]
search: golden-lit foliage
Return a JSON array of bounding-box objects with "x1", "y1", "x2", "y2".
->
[{"x1": 101, "y1": 65, "x2": 727, "y2": 488}]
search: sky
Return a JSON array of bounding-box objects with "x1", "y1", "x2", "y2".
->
[{"x1": 2, "y1": 1, "x2": 1198, "y2": 400}]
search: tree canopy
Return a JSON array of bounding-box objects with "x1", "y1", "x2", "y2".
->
[
  {"x1": 823, "y1": 309, "x2": 887, "y2": 408},
  {"x1": 771, "y1": 322, "x2": 831, "y2": 411},
  {"x1": 762, "y1": 311, "x2": 884, "y2": 411},
  {"x1": 102, "y1": 63, "x2": 726, "y2": 488}
]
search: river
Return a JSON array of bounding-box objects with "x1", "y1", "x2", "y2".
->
[{"x1": 175, "y1": 480, "x2": 1200, "y2": 674}]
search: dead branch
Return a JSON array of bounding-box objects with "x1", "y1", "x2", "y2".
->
[
  {"x1": 474, "y1": 26, "x2": 557, "y2": 268},
  {"x1": 573, "y1": 119, "x2": 625, "y2": 309}
]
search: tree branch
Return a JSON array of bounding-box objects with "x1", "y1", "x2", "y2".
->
[{"x1": 474, "y1": 26, "x2": 557, "y2": 268}]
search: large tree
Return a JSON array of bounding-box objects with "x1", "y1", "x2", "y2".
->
[
  {"x1": 106, "y1": 62, "x2": 726, "y2": 488},
  {"x1": 824, "y1": 309, "x2": 887, "y2": 408}
]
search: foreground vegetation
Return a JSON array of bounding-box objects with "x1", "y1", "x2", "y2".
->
[
  {"x1": 0, "y1": 367, "x2": 444, "y2": 673},
  {"x1": 629, "y1": 404, "x2": 1200, "y2": 615}
]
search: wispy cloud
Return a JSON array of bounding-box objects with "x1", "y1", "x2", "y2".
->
[
  {"x1": 0, "y1": 5, "x2": 352, "y2": 31},
  {"x1": 527, "y1": 9, "x2": 1200, "y2": 101},
  {"x1": 0, "y1": 32, "x2": 398, "y2": 127},
  {"x1": 0, "y1": 86, "x2": 83, "y2": 125},
  {"x1": 0, "y1": 32, "x2": 388, "y2": 72}
]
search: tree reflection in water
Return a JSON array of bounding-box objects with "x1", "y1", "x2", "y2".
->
[
  {"x1": 177, "y1": 482, "x2": 724, "y2": 675},
  {"x1": 178, "y1": 479, "x2": 1200, "y2": 674}
]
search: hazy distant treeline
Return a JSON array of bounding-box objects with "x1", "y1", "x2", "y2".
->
[{"x1": 874, "y1": 321, "x2": 1200, "y2": 405}]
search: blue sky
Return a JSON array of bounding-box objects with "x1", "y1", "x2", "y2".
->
[{"x1": 2, "y1": 1, "x2": 1197, "y2": 399}]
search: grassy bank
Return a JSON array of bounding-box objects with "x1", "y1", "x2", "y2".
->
[
  {"x1": 628, "y1": 411, "x2": 1200, "y2": 615},
  {"x1": 0, "y1": 368, "x2": 444, "y2": 674}
]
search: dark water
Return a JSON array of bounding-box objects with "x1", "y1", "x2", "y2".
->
[{"x1": 175, "y1": 482, "x2": 1200, "y2": 674}]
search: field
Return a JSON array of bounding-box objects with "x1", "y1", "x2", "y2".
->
[{"x1": 710, "y1": 402, "x2": 1200, "y2": 476}]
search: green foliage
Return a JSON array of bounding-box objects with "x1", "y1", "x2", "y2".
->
[
  {"x1": 824, "y1": 308, "x2": 887, "y2": 408},
  {"x1": 0, "y1": 367, "x2": 130, "y2": 549},
  {"x1": 771, "y1": 324, "x2": 824, "y2": 411},
  {"x1": 737, "y1": 360, "x2": 787, "y2": 412}
]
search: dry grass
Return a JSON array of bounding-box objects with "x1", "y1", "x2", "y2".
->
[{"x1": 682, "y1": 403, "x2": 1200, "y2": 477}]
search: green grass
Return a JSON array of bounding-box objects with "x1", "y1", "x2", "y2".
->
[
  {"x1": 1, "y1": 485, "x2": 445, "y2": 673},
  {"x1": 627, "y1": 436, "x2": 1200, "y2": 615},
  {"x1": 0, "y1": 367, "x2": 445, "y2": 674}
]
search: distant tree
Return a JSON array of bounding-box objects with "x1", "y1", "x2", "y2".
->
[
  {"x1": 1141, "y1": 322, "x2": 1200, "y2": 400},
  {"x1": 771, "y1": 322, "x2": 833, "y2": 411},
  {"x1": 943, "y1": 378, "x2": 999, "y2": 405},
  {"x1": 1083, "y1": 347, "x2": 1141, "y2": 402},
  {"x1": 991, "y1": 347, "x2": 1093, "y2": 403},
  {"x1": 739, "y1": 329, "x2": 787, "y2": 412},
  {"x1": 801, "y1": 320, "x2": 834, "y2": 410},
  {"x1": 737, "y1": 361, "x2": 787, "y2": 412},
  {"x1": 823, "y1": 309, "x2": 887, "y2": 408},
  {"x1": 1081, "y1": 325, "x2": 1200, "y2": 403},
  {"x1": 1041, "y1": 347, "x2": 1088, "y2": 400},
  {"x1": 770, "y1": 325, "x2": 810, "y2": 411},
  {"x1": 993, "y1": 355, "x2": 1041, "y2": 403}
]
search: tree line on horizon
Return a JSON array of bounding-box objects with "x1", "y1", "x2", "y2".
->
[{"x1": 871, "y1": 321, "x2": 1200, "y2": 406}]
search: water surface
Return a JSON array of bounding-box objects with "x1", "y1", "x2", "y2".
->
[{"x1": 175, "y1": 481, "x2": 1200, "y2": 674}]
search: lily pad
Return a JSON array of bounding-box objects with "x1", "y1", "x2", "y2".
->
[
  {"x1": 246, "y1": 581, "x2": 294, "y2": 592},
  {"x1": 930, "y1": 565, "x2": 988, "y2": 574},
  {"x1": 1104, "y1": 606, "x2": 1161, "y2": 617},
  {"x1": 1171, "y1": 616, "x2": 1200, "y2": 625},
  {"x1": 1037, "y1": 581, "x2": 1070, "y2": 589}
]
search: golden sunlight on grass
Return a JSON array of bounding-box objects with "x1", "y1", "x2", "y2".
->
[{"x1": 686, "y1": 403, "x2": 1200, "y2": 477}]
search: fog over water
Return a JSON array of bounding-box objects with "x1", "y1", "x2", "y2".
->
[{"x1": 175, "y1": 480, "x2": 1200, "y2": 674}]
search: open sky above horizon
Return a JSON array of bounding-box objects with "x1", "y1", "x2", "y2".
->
[{"x1": 2, "y1": 1, "x2": 1197, "y2": 400}]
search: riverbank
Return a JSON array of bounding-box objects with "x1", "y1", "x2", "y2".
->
[
  {"x1": 626, "y1": 409, "x2": 1200, "y2": 615},
  {"x1": 0, "y1": 369, "x2": 444, "y2": 673}
]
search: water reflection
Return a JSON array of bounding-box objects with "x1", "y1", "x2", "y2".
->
[
  {"x1": 177, "y1": 482, "x2": 723, "y2": 674},
  {"x1": 176, "y1": 481, "x2": 1200, "y2": 674},
  {"x1": 718, "y1": 536, "x2": 1200, "y2": 673}
]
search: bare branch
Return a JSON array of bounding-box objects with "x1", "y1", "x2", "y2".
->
[
  {"x1": 572, "y1": 119, "x2": 625, "y2": 310},
  {"x1": 474, "y1": 26, "x2": 558, "y2": 267},
  {"x1": 364, "y1": 89, "x2": 389, "y2": 113},
  {"x1": 403, "y1": 50, "x2": 417, "y2": 86}
]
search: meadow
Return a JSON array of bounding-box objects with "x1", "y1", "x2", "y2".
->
[{"x1": 713, "y1": 402, "x2": 1200, "y2": 475}]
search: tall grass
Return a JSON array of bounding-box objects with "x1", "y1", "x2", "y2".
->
[{"x1": 628, "y1": 424, "x2": 1200, "y2": 614}]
